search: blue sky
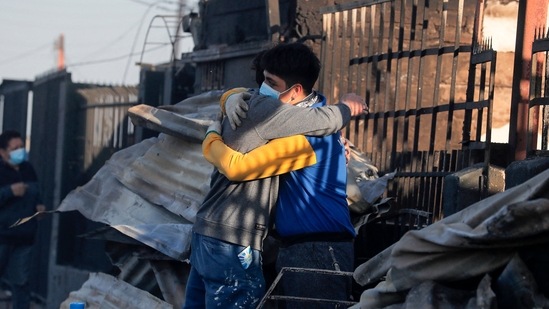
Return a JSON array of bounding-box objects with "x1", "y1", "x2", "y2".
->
[{"x1": 0, "y1": 0, "x2": 197, "y2": 85}]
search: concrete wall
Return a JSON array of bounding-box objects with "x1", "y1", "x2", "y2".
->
[
  {"x1": 505, "y1": 156, "x2": 549, "y2": 189},
  {"x1": 443, "y1": 164, "x2": 506, "y2": 216},
  {"x1": 443, "y1": 154, "x2": 549, "y2": 217}
]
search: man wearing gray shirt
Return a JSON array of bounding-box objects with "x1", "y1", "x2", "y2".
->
[{"x1": 184, "y1": 43, "x2": 365, "y2": 308}]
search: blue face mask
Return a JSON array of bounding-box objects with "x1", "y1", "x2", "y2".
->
[
  {"x1": 259, "y1": 82, "x2": 296, "y2": 104},
  {"x1": 259, "y1": 82, "x2": 281, "y2": 99},
  {"x1": 8, "y1": 148, "x2": 27, "y2": 165}
]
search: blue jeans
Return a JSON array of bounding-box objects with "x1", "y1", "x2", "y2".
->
[
  {"x1": 275, "y1": 240, "x2": 354, "y2": 309},
  {"x1": 0, "y1": 243, "x2": 32, "y2": 309},
  {"x1": 183, "y1": 233, "x2": 265, "y2": 309}
]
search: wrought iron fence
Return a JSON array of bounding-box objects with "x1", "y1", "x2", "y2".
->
[{"x1": 319, "y1": 0, "x2": 495, "y2": 222}]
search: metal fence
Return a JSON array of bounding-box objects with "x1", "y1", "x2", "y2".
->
[
  {"x1": 529, "y1": 30, "x2": 549, "y2": 154},
  {"x1": 0, "y1": 71, "x2": 140, "y2": 304},
  {"x1": 318, "y1": 0, "x2": 495, "y2": 222},
  {"x1": 76, "y1": 86, "x2": 138, "y2": 171},
  {"x1": 0, "y1": 80, "x2": 32, "y2": 136}
]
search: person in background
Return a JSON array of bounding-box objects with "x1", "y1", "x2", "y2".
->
[
  {"x1": 203, "y1": 42, "x2": 361, "y2": 308},
  {"x1": 0, "y1": 130, "x2": 45, "y2": 309},
  {"x1": 184, "y1": 43, "x2": 366, "y2": 308}
]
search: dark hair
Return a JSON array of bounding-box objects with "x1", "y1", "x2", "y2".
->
[
  {"x1": 0, "y1": 130, "x2": 22, "y2": 150},
  {"x1": 260, "y1": 42, "x2": 321, "y2": 94},
  {"x1": 251, "y1": 50, "x2": 267, "y2": 87}
]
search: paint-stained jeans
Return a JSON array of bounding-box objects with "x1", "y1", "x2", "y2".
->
[
  {"x1": 183, "y1": 233, "x2": 265, "y2": 309},
  {"x1": 275, "y1": 240, "x2": 354, "y2": 309},
  {"x1": 0, "y1": 243, "x2": 32, "y2": 309}
]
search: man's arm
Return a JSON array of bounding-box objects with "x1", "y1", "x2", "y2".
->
[
  {"x1": 220, "y1": 89, "x2": 365, "y2": 139},
  {"x1": 256, "y1": 101, "x2": 350, "y2": 140},
  {"x1": 203, "y1": 132, "x2": 317, "y2": 181},
  {"x1": 0, "y1": 183, "x2": 26, "y2": 206}
]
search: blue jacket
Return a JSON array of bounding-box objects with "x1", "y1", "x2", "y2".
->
[{"x1": 274, "y1": 98, "x2": 356, "y2": 239}]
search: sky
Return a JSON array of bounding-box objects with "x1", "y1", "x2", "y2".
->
[{"x1": 0, "y1": 0, "x2": 198, "y2": 86}]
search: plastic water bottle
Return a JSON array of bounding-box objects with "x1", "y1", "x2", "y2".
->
[{"x1": 69, "y1": 302, "x2": 85, "y2": 309}]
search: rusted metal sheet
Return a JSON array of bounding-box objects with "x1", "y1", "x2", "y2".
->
[{"x1": 318, "y1": 0, "x2": 502, "y2": 222}]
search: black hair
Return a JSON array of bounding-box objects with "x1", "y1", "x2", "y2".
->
[
  {"x1": 251, "y1": 50, "x2": 267, "y2": 87},
  {"x1": 260, "y1": 42, "x2": 320, "y2": 94},
  {"x1": 0, "y1": 130, "x2": 22, "y2": 150}
]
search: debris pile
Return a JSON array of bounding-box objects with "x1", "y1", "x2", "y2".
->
[{"x1": 351, "y1": 168, "x2": 549, "y2": 309}]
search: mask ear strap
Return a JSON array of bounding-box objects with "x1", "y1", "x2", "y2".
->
[{"x1": 289, "y1": 84, "x2": 303, "y2": 101}]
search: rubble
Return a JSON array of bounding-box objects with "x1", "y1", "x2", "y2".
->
[{"x1": 351, "y1": 168, "x2": 549, "y2": 308}]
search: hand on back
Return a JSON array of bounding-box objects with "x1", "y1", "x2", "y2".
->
[{"x1": 226, "y1": 92, "x2": 252, "y2": 130}]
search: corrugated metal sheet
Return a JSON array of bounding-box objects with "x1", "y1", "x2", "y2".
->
[
  {"x1": 59, "y1": 272, "x2": 172, "y2": 309},
  {"x1": 57, "y1": 91, "x2": 223, "y2": 262},
  {"x1": 76, "y1": 86, "x2": 138, "y2": 104}
]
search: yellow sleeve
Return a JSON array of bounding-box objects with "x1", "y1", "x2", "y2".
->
[
  {"x1": 220, "y1": 87, "x2": 248, "y2": 114},
  {"x1": 202, "y1": 133, "x2": 317, "y2": 181}
]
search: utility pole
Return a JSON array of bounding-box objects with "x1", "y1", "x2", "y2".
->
[{"x1": 174, "y1": 1, "x2": 186, "y2": 59}]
